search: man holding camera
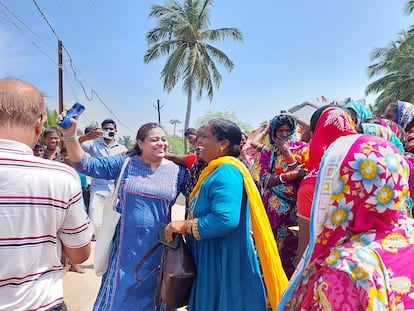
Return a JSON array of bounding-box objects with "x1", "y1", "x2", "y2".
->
[{"x1": 79, "y1": 119, "x2": 127, "y2": 239}]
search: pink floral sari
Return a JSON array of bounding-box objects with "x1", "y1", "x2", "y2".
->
[{"x1": 278, "y1": 134, "x2": 414, "y2": 310}]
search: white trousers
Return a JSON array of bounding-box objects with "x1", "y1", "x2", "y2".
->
[{"x1": 89, "y1": 190, "x2": 110, "y2": 239}]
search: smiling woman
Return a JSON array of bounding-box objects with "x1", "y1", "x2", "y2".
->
[
  {"x1": 58, "y1": 118, "x2": 189, "y2": 310},
  {"x1": 165, "y1": 118, "x2": 288, "y2": 311}
]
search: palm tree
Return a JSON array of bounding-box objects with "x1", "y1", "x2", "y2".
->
[
  {"x1": 406, "y1": 0, "x2": 414, "y2": 14},
  {"x1": 169, "y1": 118, "x2": 181, "y2": 153},
  {"x1": 365, "y1": 31, "x2": 414, "y2": 114},
  {"x1": 144, "y1": 0, "x2": 243, "y2": 152}
]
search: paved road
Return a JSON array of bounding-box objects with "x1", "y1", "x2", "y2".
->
[{"x1": 64, "y1": 201, "x2": 186, "y2": 310}]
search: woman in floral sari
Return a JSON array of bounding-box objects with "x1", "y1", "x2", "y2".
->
[
  {"x1": 278, "y1": 134, "x2": 414, "y2": 310},
  {"x1": 259, "y1": 114, "x2": 309, "y2": 278},
  {"x1": 296, "y1": 105, "x2": 357, "y2": 258}
]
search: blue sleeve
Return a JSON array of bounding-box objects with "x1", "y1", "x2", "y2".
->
[
  {"x1": 73, "y1": 153, "x2": 126, "y2": 180},
  {"x1": 197, "y1": 165, "x2": 243, "y2": 239}
]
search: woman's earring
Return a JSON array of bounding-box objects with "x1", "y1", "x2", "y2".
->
[{"x1": 220, "y1": 147, "x2": 224, "y2": 152}]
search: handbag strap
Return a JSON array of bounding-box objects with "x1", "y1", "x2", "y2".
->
[
  {"x1": 109, "y1": 156, "x2": 130, "y2": 211},
  {"x1": 133, "y1": 242, "x2": 161, "y2": 280}
]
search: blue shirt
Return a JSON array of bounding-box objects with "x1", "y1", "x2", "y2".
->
[{"x1": 81, "y1": 138, "x2": 127, "y2": 193}]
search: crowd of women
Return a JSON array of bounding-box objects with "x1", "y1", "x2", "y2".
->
[{"x1": 59, "y1": 99, "x2": 414, "y2": 310}]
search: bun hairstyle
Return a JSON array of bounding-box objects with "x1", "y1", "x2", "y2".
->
[
  {"x1": 128, "y1": 122, "x2": 166, "y2": 156},
  {"x1": 208, "y1": 119, "x2": 242, "y2": 157}
]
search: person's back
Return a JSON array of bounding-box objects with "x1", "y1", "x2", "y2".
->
[
  {"x1": 279, "y1": 134, "x2": 414, "y2": 310},
  {"x1": 0, "y1": 78, "x2": 93, "y2": 310}
]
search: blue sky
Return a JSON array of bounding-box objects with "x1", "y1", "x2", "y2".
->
[{"x1": 0, "y1": 0, "x2": 412, "y2": 137}]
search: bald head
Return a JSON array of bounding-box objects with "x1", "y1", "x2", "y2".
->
[{"x1": 0, "y1": 78, "x2": 45, "y2": 128}]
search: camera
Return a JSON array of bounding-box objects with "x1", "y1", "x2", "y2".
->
[{"x1": 102, "y1": 130, "x2": 115, "y2": 140}]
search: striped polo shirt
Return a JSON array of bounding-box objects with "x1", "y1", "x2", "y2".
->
[{"x1": 0, "y1": 139, "x2": 93, "y2": 311}]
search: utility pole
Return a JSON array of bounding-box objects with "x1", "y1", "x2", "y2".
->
[
  {"x1": 58, "y1": 40, "x2": 63, "y2": 148},
  {"x1": 58, "y1": 40, "x2": 63, "y2": 114},
  {"x1": 153, "y1": 99, "x2": 164, "y2": 124}
]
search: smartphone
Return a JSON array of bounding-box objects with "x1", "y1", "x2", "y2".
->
[
  {"x1": 59, "y1": 103, "x2": 85, "y2": 129},
  {"x1": 157, "y1": 225, "x2": 180, "y2": 249},
  {"x1": 102, "y1": 130, "x2": 115, "y2": 140}
]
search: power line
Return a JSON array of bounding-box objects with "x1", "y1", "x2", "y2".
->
[
  {"x1": 0, "y1": 4, "x2": 56, "y2": 65},
  {"x1": 0, "y1": 1, "x2": 56, "y2": 52},
  {"x1": 32, "y1": 0, "x2": 60, "y2": 41},
  {"x1": 85, "y1": 0, "x2": 147, "y2": 92},
  {"x1": 63, "y1": 48, "x2": 136, "y2": 135},
  {"x1": 54, "y1": 0, "x2": 84, "y2": 38},
  {"x1": 30, "y1": 0, "x2": 136, "y2": 136}
]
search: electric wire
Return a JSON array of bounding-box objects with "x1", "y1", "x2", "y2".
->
[
  {"x1": 31, "y1": 0, "x2": 136, "y2": 136},
  {"x1": 0, "y1": 2, "x2": 56, "y2": 65},
  {"x1": 0, "y1": 1, "x2": 56, "y2": 52},
  {"x1": 32, "y1": 0, "x2": 60, "y2": 41},
  {"x1": 86, "y1": 0, "x2": 147, "y2": 92}
]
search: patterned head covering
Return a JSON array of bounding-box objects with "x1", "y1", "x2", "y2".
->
[
  {"x1": 344, "y1": 101, "x2": 372, "y2": 124},
  {"x1": 278, "y1": 134, "x2": 413, "y2": 310},
  {"x1": 396, "y1": 100, "x2": 414, "y2": 130},
  {"x1": 268, "y1": 114, "x2": 297, "y2": 144},
  {"x1": 301, "y1": 106, "x2": 357, "y2": 185},
  {"x1": 360, "y1": 122, "x2": 405, "y2": 153},
  {"x1": 363, "y1": 116, "x2": 407, "y2": 147}
]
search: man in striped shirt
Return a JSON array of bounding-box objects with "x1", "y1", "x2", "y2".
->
[{"x1": 0, "y1": 78, "x2": 94, "y2": 311}]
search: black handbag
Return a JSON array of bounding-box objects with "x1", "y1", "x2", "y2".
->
[{"x1": 134, "y1": 228, "x2": 196, "y2": 310}]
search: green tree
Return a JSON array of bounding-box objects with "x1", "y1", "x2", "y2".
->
[
  {"x1": 194, "y1": 108, "x2": 252, "y2": 133},
  {"x1": 118, "y1": 135, "x2": 134, "y2": 149},
  {"x1": 44, "y1": 107, "x2": 59, "y2": 129},
  {"x1": 144, "y1": 0, "x2": 243, "y2": 152},
  {"x1": 169, "y1": 118, "x2": 181, "y2": 153},
  {"x1": 365, "y1": 31, "x2": 414, "y2": 114},
  {"x1": 167, "y1": 135, "x2": 185, "y2": 154}
]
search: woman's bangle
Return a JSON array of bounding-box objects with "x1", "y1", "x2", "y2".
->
[
  {"x1": 287, "y1": 160, "x2": 298, "y2": 167},
  {"x1": 181, "y1": 220, "x2": 191, "y2": 235},
  {"x1": 279, "y1": 173, "x2": 286, "y2": 184},
  {"x1": 188, "y1": 220, "x2": 193, "y2": 234},
  {"x1": 61, "y1": 135, "x2": 77, "y2": 142}
]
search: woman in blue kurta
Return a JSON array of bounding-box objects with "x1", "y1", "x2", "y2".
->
[
  {"x1": 61, "y1": 121, "x2": 188, "y2": 311},
  {"x1": 165, "y1": 119, "x2": 288, "y2": 311}
]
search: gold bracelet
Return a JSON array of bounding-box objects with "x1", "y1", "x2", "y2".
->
[{"x1": 188, "y1": 220, "x2": 193, "y2": 234}]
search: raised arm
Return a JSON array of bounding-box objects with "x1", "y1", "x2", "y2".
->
[{"x1": 58, "y1": 115, "x2": 85, "y2": 163}]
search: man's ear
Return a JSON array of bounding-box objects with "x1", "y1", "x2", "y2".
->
[{"x1": 34, "y1": 117, "x2": 44, "y2": 136}]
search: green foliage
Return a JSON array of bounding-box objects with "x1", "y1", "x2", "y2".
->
[
  {"x1": 194, "y1": 108, "x2": 252, "y2": 133},
  {"x1": 144, "y1": 0, "x2": 243, "y2": 152},
  {"x1": 168, "y1": 135, "x2": 185, "y2": 154},
  {"x1": 169, "y1": 118, "x2": 181, "y2": 139},
  {"x1": 44, "y1": 107, "x2": 59, "y2": 129},
  {"x1": 118, "y1": 135, "x2": 135, "y2": 149},
  {"x1": 366, "y1": 30, "x2": 414, "y2": 114}
]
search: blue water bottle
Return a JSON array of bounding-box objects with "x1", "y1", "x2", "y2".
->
[{"x1": 58, "y1": 103, "x2": 85, "y2": 129}]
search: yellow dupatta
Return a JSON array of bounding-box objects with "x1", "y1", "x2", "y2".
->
[{"x1": 189, "y1": 156, "x2": 288, "y2": 310}]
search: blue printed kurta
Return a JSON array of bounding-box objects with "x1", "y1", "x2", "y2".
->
[
  {"x1": 74, "y1": 154, "x2": 188, "y2": 311},
  {"x1": 186, "y1": 164, "x2": 266, "y2": 311}
]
